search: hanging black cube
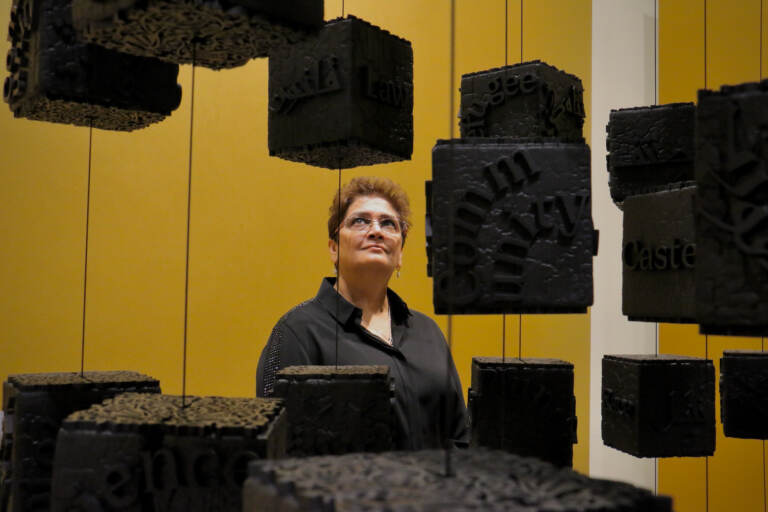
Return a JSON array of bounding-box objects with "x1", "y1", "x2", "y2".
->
[
  {"x1": 0, "y1": 372, "x2": 160, "y2": 512},
  {"x1": 606, "y1": 103, "x2": 695, "y2": 205},
  {"x1": 622, "y1": 186, "x2": 697, "y2": 323},
  {"x1": 468, "y1": 357, "x2": 576, "y2": 467},
  {"x1": 601, "y1": 355, "x2": 715, "y2": 458},
  {"x1": 430, "y1": 139, "x2": 597, "y2": 314},
  {"x1": 4, "y1": 0, "x2": 182, "y2": 130},
  {"x1": 271, "y1": 366, "x2": 395, "y2": 456},
  {"x1": 459, "y1": 60, "x2": 584, "y2": 140},
  {"x1": 268, "y1": 16, "x2": 413, "y2": 169},
  {"x1": 720, "y1": 350, "x2": 768, "y2": 439},
  {"x1": 696, "y1": 81, "x2": 768, "y2": 337}
]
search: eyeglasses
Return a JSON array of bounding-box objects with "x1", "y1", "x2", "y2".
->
[{"x1": 342, "y1": 215, "x2": 402, "y2": 236}]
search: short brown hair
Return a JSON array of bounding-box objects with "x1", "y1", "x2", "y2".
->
[{"x1": 328, "y1": 176, "x2": 411, "y2": 244}]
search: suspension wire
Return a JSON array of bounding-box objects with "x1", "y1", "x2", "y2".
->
[
  {"x1": 80, "y1": 121, "x2": 94, "y2": 377},
  {"x1": 654, "y1": 0, "x2": 658, "y2": 106},
  {"x1": 518, "y1": 314, "x2": 522, "y2": 359},
  {"x1": 520, "y1": 0, "x2": 523, "y2": 62},
  {"x1": 181, "y1": 46, "x2": 196, "y2": 408},
  {"x1": 501, "y1": 0, "x2": 509, "y2": 364}
]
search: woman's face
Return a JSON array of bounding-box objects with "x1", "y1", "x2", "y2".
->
[{"x1": 329, "y1": 195, "x2": 404, "y2": 278}]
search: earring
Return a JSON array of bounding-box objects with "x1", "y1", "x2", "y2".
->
[
  {"x1": 396, "y1": 268, "x2": 401, "y2": 278},
  {"x1": 333, "y1": 267, "x2": 338, "y2": 275}
]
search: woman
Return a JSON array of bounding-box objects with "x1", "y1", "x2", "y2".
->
[{"x1": 256, "y1": 176, "x2": 468, "y2": 450}]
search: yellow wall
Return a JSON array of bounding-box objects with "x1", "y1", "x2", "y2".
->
[
  {"x1": 658, "y1": 1, "x2": 767, "y2": 510},
  {"x1": 0, "y1": 0, "x2": 590, "y2": 472}
]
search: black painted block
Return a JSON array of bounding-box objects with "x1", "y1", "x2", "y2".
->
[
  {"x1": 72, "y1": 0, "x2": 323, "y2": 70},
  {"x1": 430, "y1": 139, "x2": 597, "y2": 314},
  {"x1": 268, "y1": 16, "x2": 413, "y2": 169},
  {"x1": 4, "y1": 0, "x2": 182, "y2": 130},
  {"x1": 50, "y1": 393, "x2": 286, "y2": 512},
  {"x1": 602, "y1": 355, "x2": 715, "y2": 458},
  {"x1": 606, "y1": 103, "x2": 695, "y2": 205},
  {"x1": 459, "y1": 60, "x2": 584, "y2": 140},
  {"x1": 0, "y1": 372, "x2": 160, "y2": 512},
  {"x1": 244, "y1": 449, "x2": 673, "y2": 512},
  {"x1": 720, "y1": 350, "x2": 768, "y2": 439},
  {"x1": 468, "y1": 357, "x2": 576, "y2": 467},
  {"x1": 272, "y1": 365, "x2": 395, "y2": 456},
  {"x1": 622, "y1": 186, "x2": 697, "y2": 323},
  {"x1": 696, "y1": 81, "x2": 768, "y2": 337}
]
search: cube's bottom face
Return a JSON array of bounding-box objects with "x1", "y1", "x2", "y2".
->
[
  {"x1": 271, "y1": 139, "x2": 410, "y2": 170},
  {"x1": 700, "y1": 324, "x2": 768, "y2": 337},
  {"x1": 14, "y1": 96, "x2": 169, "y2": 130}
]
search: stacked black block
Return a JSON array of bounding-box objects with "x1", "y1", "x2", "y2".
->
[
  {"x1": 468, "y1": 357, "x2": 576, "y2": 467},
  {"x1": 4, "y1": 0, "x2": 182, "y2": 130},
  {"x1": 720, "y1": 350, "x2": 768, "y2": 439},
  {"x1": 0, "y1": 371, "x2": 160, "y2": 512},
  {"x1": 71, "y1": 0, "x2": 324, "y2": 69},
  {"x1": 695, "y1": 81, "x2": 768, "y2": 336},
  {"x1": 244, "y1": 449, "x2": 673, "y2": 512},
  {"x1": 602, "y1": 355, "x2": 715, "y2": 458},
  {"x1": 271, "y1": 365, "x2": 395, "y2": 456},
  {"x1": 268, "y1": 16, "x2": 413, "y2": 169},
  {"x1": 50, "y1": 393, "x2": 286, "y2": 512}
]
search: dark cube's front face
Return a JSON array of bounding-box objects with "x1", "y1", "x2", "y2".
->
[
  {"x1": 720, "y1": 350, "x2": 768, "y2": 439},
  {"x1": 268, "y1": 16, "x2": 413, "y2": 169},
  {"x1": 696, "y1": 82, "x2": 768, "y2": 336},
  {"x1": 468, "y1": 357, "x2": 576, "y2": 467},
  {"x1": 622, "y1": 186, "x2": 696, "y2": 323},
  {"x1": 606, "y1": 103, "x2": 695, "y2": 205},
  {"x1": 431, "y1": 140, "x2": 594, "y2": 314},
  {"x1": 602, "y1": 355, "x2": 715, "y2": 458},
  {"x1": 459, "y1": 61, "x2": 584, "y2": 140}
]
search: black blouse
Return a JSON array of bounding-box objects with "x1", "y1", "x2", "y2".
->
[{"x1": 256, "y1": 277, "x2": 469, "y2": 450}]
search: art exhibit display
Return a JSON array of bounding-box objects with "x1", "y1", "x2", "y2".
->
[
  {"x1": 719, "y1": 350, "x2": 768, "y2": 439},
  {"x1": 468, "y1": 357, "x2": 576, "y2": 467}
]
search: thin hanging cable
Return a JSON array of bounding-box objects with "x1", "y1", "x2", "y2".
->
[
  {"x1": 761, "y1": 0, "x2": 764, "y2": 80},
  {"x1": 181, "y1": 47, "x2": 196, "y2": 408},
  {"x1": 654, "y1": 0, "x2": 658, "y2": 105},
  {"x1": 502, "y1": 315, "x2": 506, "y2": 362},
  {"x1": 335, "y1": 168, "x2": 341, "y2": 370},
  {"x1": 341, "y1": 0, "x2": 344, "y2": 16},
  {"x1": 501, "y1": 0, "x2": 508, "y2": 364},
  {"x1": 80, "y1": 122, "x2": 94, "y2": 377},
  {"x1": 520, "y1": 0, "x2": 523, "y2": 62},
  {"x1": 518, "y1": 314, "x2": 522, "y2": 358},
  {"x1": 704, "y1": 0, "x2": 707, "y2": 89}
]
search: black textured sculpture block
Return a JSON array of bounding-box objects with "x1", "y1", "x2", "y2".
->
[
  {"x1": 696, "y1": 81, "x2": 768, "y2": 336},
  {"x1": 268, "y1": 16, "x2": 413, "y2": 169},
  {"x1": 459, "y1": 60, "x2": 584, "y2": 140},
  {"x1": 430, "y1": 139, "x2": 597, "y2": 314},
  {"x1": 72, "y1": 0, "x2": 323, "y2": 69},
  {"x1": 602, "y1": 355, "x2": 715, "y2": 458},
  {"x1": 622, "y1": 186, "x2": 697, "y2": 323},
  {"x1": 0, "y1": 372, "x2": 160, "y2": 512},
  {"x1": 4, "y1": 0, "x2": 182, "y2": 130},
  {"x1": 50, "y1": 393, "x2": 286, "y2": 512},
  {"x1": 244, "y1": 449, "x2": 673, "y2": 512},
  {"x1": 468, "y1": 357, "x2": 576, "y2": 467},
  {"x1": 720, "y1": 350, "x2": 768, "y2": 439},
  {"x1": 271, "y1": 366, "x2": 395, "y2": 456},
  {"x1": 606, "y1": 103, "x2": 695, "y2": 205}
]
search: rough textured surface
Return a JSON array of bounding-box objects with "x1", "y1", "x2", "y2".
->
[
  {"x1": 622, "y1": 186, "x2": 697, "y2": 323},
  {"x1": 695, "y1": 81, "x2": 768, "y2": 336},
  {"x1": 468, "y1": 357, "x2": 576, "y2": 467},
  {"x1": 431, "y1": 139, "x2": 596, "y2": 314},
  {"x1": 72, "y1": 0, "x2": 323, "y2": 69},
  {"x1": 4, "y1": 0, "x2": 182, "y2": 130},
  {"x1": 0, "y1": 372, "x2": 160, "y2": 512},
  {"x1": 272, "y1": 365, "x2": 395, "y2": 456},
  {"x1": 606, "y1": 103, "x2": 695, "y2": 205},
  {"x1": 244, "y1": 448, "x2": 673, "y2": 512},
  {"x1": 268, "y1": 16, "x2": 413, "y2": 169},
  {"x1": 459, "y1": 60, "x2": 585, "y2": 140},
  {"x1": 602, "y1": 355, "x2": 715, "y2": 458},
  {"x1": 720, "y1": 350, "x2": 768, "y2": 439},
  {"x1": 50, "y1": 393, "x2": 286, "y2": 512}
]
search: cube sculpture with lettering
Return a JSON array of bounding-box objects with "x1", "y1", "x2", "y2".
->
[
  {"x1": 71, "y1": 0, "x2": 323, "y2": 69},
  {"x1": 50, "y1": 393, "x2": 287, "y2": 512},
  {"x1": 622, "y1": 186, "x2": 697, "y2": 323},
  {"x1": 4, "y1": 0, "x2": 182, "y2": 130},
  {"x1": 244, "y1": 449, "x2": 673, "y2": 512},
  {"x1": 0, "y1": 372, "x2": 160, "y2": 512},
  {"x1": 271, "y1": 366, "x2": 395, "y2": 456},
  {"x1": 696, "y1": 81, "x2": 768, "y2": 337},
  {"x1": 459, "y1": 60, "x2": 585, "y2": 140},
  {"x1": 430, "y1": 139, "x2": 596, "y2": 314},
  {"x1": 268, "y1": 16, "x2": 413, "y2": 169},
  {"x1": 602, "y1": 355, "x2": 715, "y2": 458},
  {"x1": 606, "y1": 103, "x2": 695, "y2": 206},
  {"x1": 468, "y1": 357, "x2": 576, "y2": 467},
  {"x1": 720, "y1": 350, "x2": 768, "y2": 439}
]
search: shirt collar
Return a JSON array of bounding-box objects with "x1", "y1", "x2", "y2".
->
[{"x1": 315, "y1": 277, "x2": 412, "y2": 326}]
